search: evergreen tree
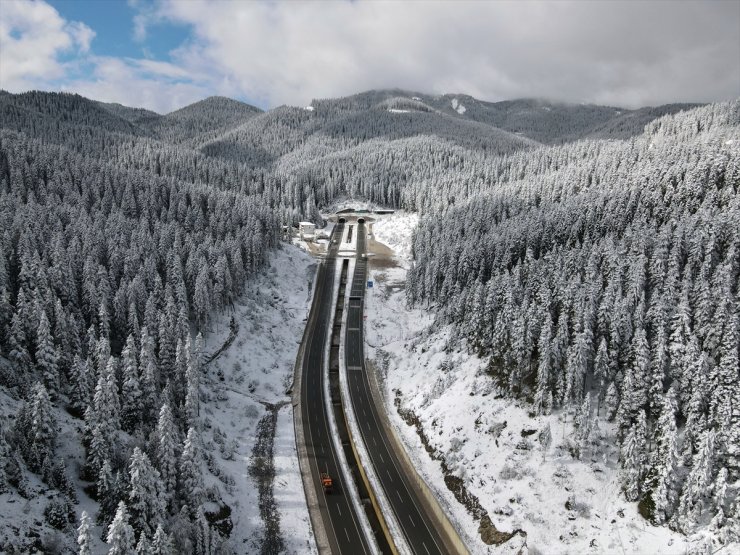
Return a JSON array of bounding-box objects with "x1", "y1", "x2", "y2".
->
[
  {"x1": 184, "y1": 342, "x2": 200, "y2": 429},
  {"x1": 604, "y1": 381, "x2": 619, "y2": 422},
  {"x1": 154, "y1": 402, "x2": 179, "y2": 504},
  {"x1": 620, "y1": 410, "x2": 647, "y2": 502},
  {"x1": 128, "y1": 447, "x2": 166, "y2": 538},
  {"x1": 35, "y1": 310, "x2": 59, "y2": 396},
  {"x1": 107, "y1": 501, "x2": 135, "y2": 555},
  {"x1": 194, "y1": 505, "x2": 213, "y2": 555},
  {"x1": 96, "y1": 459, "x2": 121, "y2": 527},
  {"x1": 140, "y1": 326, "x2": 159, "y2": 427},
  {"x1": 28, "y1": 382, "x2": 56, "y2": 470},
  {"x1": 534, "y1": 311, "x2": 552, "y2": 415},
  {"x1": 593, "y1": 337, "x2": 609, "y2": 414},
  {"x1": 121, "y1": 335, "x2": 142, "y2": 432},
  {"x1": 77, "y1": 510, "x2": 93, "y2": 555},
  {"x1": 179, "y1": 427, "x2": 204, "y2": 510},
  {"x1": 69, "y1": 355, "x2": 92, "y2": 415},
  {"x1": 674, "y1": 430, "x2": 716, "y2": 533},
  {"x1": 136, "y1": 533, "x2": 151, "y2": 555},
  {"x1": 151, "y1": 524, "x2": 174, "y2": 555},
  {"x1": 539, "y1": 423, "x2": 552, "y2": 461},
  {"x1": 645, "y1": 388, "x2": 680, "y2": 524}
]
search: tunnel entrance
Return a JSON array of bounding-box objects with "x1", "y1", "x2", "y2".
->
[
  {"x1": 357, "y1": 218, "x2": 365, "y2": 223},
  {"x1": 338, "y1": 217, "x2": 346, "y2": 224}
]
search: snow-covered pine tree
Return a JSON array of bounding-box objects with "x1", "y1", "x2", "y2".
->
[
  {"x1": 121, "y1": 334, "x2": 142, "y2": 432},
  {"x1": 27, "y1": 382, "x2": 56, "y2": 471},
  {"x1": 107, "y1": 501, "x2": 135, "y2": 555},
  {"x1": 643, "y1": 387, "x2": 680, "y2": 524},
  {"x1": 534, "y1": 310, "x2": 552, "y2": 415},
  {"x1": 77, "y1": 510, "x2": 93, "y2": 555},
  {"x1": 35, "y1": 310, "x2": 59, "y2": 396},
  {"x1": 674, "y1": 429, "x2": 716, "y2": 534},
  {"x1": 151, "y1": 523, "x2": 174, "y2": 555},
  {"x1": 620, "y1": 410, "x2": 647, "y2": 502},
  {"x1": 69, "y1": 355, "x2": 92, "y2": 415},
  {"x1": 179, "y1": 427, "x2": 204, "y2": 510},
  {"x1": 154, "y1": 402, "x2": 180, "y2": 506},
  {"x1": 136, "y1": 532, "x2": 151, "y2": 555},
  {"x1": 127, "y1": 447, "x2": 166, "y2": 538}
]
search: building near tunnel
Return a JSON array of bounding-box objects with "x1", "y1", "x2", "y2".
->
[{"x1": 299, "y1": 221, "x2": 316, "y2": 240}]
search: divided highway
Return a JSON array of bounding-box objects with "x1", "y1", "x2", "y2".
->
[
  {"x1": 345, "y1": 223, "x2": 448, "y2": 555},
  {"x1": 299, "y1": 222, "x2": 373, "y2": 555}
]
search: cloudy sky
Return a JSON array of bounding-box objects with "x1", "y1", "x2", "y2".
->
[{"x1": 1, "y1": 0, "x2": 738, "y2": 113}]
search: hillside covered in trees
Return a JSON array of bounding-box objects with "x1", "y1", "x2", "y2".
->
[
  {"x1": 0, "y1": 88, "x2": 735, "y2": 552},
  {"x1": 407, "y1": 101, "x2": 740, "y2": 541}
]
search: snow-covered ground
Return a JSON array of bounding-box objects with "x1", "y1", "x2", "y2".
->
[
  {"x1": 364, "y1": 212, "x2": 707, "y2": 555},
  {"x1": 0, "y1": 385, "x2": 102, "y2": 553},
  {"x1": 0, "y1": 242, "x2": 319, "y2": 554},
  {"x1": 199, "y1": 243, "x2": 316, "y2": 553}
]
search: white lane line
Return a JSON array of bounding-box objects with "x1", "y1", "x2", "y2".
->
[
  {"x1": 344, "y1": 528, "x2": 351, "y2": 541},
  {"x1": 396, "y1": 490, "x2": 403, "y2": 503},
  {"x1": 337, "y1": 505, "x2": 342, "y2": 516},
  {"x1": 422, "y1": 541, "x2": 430, "y2": 554},
  {"x1": 409, "y1": 515, "x2": 415, "y2": 527}
]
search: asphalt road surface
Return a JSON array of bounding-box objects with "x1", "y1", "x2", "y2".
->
[
  {"x1": 300, "y1": 222, "x2": 373, "y2": 555},
  {"x1": 346, "y1": 223, "x2": 447, "y2": 555}
]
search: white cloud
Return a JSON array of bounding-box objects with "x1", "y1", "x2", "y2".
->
[
  {"x1": 0, "y1": 0, "x2": 94, "y2": 91},
  {"x1": 62, "y1": 56, "x2": 209, "y2": 113},
  {"x1": 1, "y1": 0, "x2": 738, "y2": 113},
  {"x1": 0, "y1": 0, "x2": 207, "y2": 113},
  {"x1": 156, "y1": 0, "x2": 740, "y2": 108}
]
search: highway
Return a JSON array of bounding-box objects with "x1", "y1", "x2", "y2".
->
[
  {"x1": 345, "y1": 222, "x2": 448, "y2": 555},
  {"x1": 300, "y1": 222, "x2": 373, "y2": 555}
]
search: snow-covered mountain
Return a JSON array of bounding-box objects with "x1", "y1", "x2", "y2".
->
[{"x1": 0, "y1": 88, "x2": 736, "y2": 554}]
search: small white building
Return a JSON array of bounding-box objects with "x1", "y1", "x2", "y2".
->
[{"x1": 299, "y1": 221, "x2": 316, "y2": 240}]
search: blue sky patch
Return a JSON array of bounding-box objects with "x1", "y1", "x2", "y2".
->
[{"x1": 48, "y1": 0, "x2": 190, "y2": 60}]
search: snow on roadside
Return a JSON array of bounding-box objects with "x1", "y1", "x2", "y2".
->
[
  {"x1": 364, "y1": 213, "x2": 700, "y2": 555},
  {"x1": 274, "y1": 406, "x2": 316, "y2": 554},
  {"x1": 370, "y1": 211, "x2": 418, "y2": 267},
  {"x1": 200, "y1": 243, "x2": 316, "y2": 552}
]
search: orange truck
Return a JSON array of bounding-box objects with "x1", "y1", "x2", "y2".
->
[{"x1": 321, "y1": 469, "x2": 333, "y2": 494}]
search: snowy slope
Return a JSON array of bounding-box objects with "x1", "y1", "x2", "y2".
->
[
  {"x1": 199, "y1": 244, "x2": 317, "y2": 553},
  {"x1": 0, "y1": 243, "x2": 317, "y2": 553},
  {"x1": 362, "y1": 212, "x2": 723, "y2": 555}
]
